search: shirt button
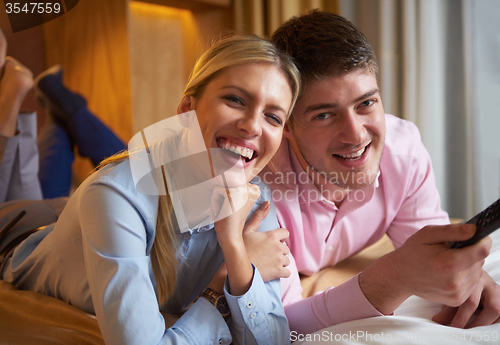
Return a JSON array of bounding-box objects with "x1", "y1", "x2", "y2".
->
[
  {"x1": 184, "y1": 234, "x2": 189, "y2": 240},
  {"x1": 246, "y1": 301, "x2": 253, "y2": 308},
  {"x1": 250, "y1": 312, "x2": 257, "y2": 319},
  {"x1": 327, "y1": 245, "x2": 333, "y2": 251}
]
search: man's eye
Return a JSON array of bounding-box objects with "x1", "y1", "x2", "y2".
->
[
  {"x1": 360, "y1": 99, "x2": 375, "y2": 107},
  {"x1": 315, "y1": 113, "x2": 332, "y2": 120}
]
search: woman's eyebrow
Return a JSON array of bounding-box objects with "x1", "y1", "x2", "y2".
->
[
  {"x1": 220, "y1": 85, "x2": 287, "y2": 114},
  {"x1": 220, "y1": 85, "x2": 252, "y2": 99}
]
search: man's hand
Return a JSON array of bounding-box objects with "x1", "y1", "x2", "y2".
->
[
  {"x1": 432, "y1": 271, "x2": 500, "y2": 328},
  {"x1": 359, "y1": 224, "x2": 491, "y2": 315},
  {"x1": 242, "y1": 201, "x2": 291, "y2": 282}
]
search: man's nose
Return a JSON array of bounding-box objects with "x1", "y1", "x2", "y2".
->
[{"x1": 338, "y1": 111, "x2": 366, "y2": 145}]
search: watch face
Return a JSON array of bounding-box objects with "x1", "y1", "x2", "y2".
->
[{"x1": 215, "y1": 296, "x2": 230, "y2": 316}]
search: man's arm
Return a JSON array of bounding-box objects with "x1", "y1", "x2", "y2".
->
[
  {"x1": 280, "y1": 252, "x2": 384, "y2": 335},
  {"x1": 359, "y1": 224, "x2": 492, "y2": 316},
  {"x1": 379, "y1": 119, "x2": 500, "y2": 327}
]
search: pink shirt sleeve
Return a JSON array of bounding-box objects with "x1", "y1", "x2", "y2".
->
[
  {"x1": 385, "y1": 119, "x2": 450, "y2": 248},
  {"x1": 281, "y1": 253, "x2": 383, "y2": 335}
]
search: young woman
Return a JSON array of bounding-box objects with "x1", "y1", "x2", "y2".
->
[{"x1": 0, "y1": 35, "x2": 300, "y2": 345}]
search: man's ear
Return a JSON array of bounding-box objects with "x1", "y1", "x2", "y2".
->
[
  {"x1": 177, "y1": 96, "x2": 194, "y2": 114},
  {"x1": 283, "y1": 121, "x2": 294, "y2": 140}
]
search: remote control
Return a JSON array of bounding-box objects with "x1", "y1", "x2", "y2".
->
[{"x1": 450, "y1": 198, "x2": 500, "y2": 249}]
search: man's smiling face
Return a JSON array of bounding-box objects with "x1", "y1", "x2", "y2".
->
[{"x1": 285, "y1": 70, "x2": 386, "y2": 190}]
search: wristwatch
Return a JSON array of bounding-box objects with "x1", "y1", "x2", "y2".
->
[{"x1": 199, "y1": 288, "x2": 231, "y2": 321}]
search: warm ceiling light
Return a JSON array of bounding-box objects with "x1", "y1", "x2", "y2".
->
[{"x1": 130, "y1": 1, "x2": 192, "y2": 19}]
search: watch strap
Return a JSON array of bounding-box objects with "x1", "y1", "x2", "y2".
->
[{"x1": 199, "y1": 288, "x2": 231, "y2": 321}]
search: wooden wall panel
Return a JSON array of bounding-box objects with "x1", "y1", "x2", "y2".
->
[
  {"x1": 42, "y1": 0, "x2": 133, "y2": 143},
  {"x1": 129, "y1": 2, "x2": 199, "y2": 133},
  {"x1": 41, "y1": 0, "x2": 133, "y2": 181},
  {"x1": 192, "y1": 7, "x2": 234, "y2": 44},
  {"x1": 128, "y1": 1, "x2": 233, "y2": 134},
  {"x1": 3, "y1": 0, "x2": 234, "y2": 187}
]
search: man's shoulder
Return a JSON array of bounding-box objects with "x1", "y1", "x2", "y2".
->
[
  {"x1": 384, "y1": 114, "x2": 422, "y2": 153},
  {"x1": 380, "y1": 114, "x2": 433, "y2": 185}
]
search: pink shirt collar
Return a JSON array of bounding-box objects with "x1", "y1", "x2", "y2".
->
[{"x1": 286, "y1": 144, "x2": 381, "y2": 242}]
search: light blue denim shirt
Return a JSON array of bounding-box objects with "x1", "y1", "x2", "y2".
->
[{"x1": 2, "y1": 160, "x2": 290, "y2": 345}]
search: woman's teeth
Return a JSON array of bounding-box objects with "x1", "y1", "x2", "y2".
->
[
  {"x1": 219, "y1": 141, "x2": 254, "y2": 161},
  {"x1": 336, "y1": 147, "x2": 366, "y2": 160}
]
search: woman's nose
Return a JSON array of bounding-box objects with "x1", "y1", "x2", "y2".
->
[{"x1": 237, "y1": 111, "x2": 262, "y2": 137}]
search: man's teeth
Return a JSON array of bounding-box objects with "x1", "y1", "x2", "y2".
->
[
  {"x1": 337, "y1": 147, "x2": 366, "y2": 160},
  {"x1": 220, "y1": 142, "x2": 254, "y2": 160}
]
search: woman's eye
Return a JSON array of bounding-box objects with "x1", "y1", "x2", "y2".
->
[
  {"x1": 266, "y1": 114, "x2": 283, "y2": 126},
  {"x1": 223, "y1": 95, "x2": 244, "y2": 105}
]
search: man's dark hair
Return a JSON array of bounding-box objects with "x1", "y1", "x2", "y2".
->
[{"x1": 272, "y1": 10, "x2": 378, "y2": 84}]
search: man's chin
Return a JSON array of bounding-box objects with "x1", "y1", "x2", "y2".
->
[
  {"x1": 334, "y1": 181, "x2": 373, "y2": 190},
  {"x1": 328, "y1": 169, "x2": 378, "y2": 189}
]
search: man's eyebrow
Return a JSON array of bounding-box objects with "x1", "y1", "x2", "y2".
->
[
  {"x1": 304, "y1": 102, "x2": 338, "y2": 114},
  {"x1": 354, "y1": 89, "x2": 379, "y2": 103},
  {"x1": 220, "y1": 85, "x2": 287, "y2": 114},
  {"x1": 304, "y1": 88, "x2": 380, "y2": 114}
]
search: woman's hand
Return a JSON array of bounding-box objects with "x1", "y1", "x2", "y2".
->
[
  {"x1": 211, "y1": 183, "x2": 260, "y2": 243},
  {"x1": 212, "y1": 183, "x2": 260, "y2": 296},
  {"x1": 207, "y1": 262, "x2": 227, "y2": 294}
]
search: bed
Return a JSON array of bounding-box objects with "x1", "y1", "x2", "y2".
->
[
  {"x1": 295, "y1": 230, "x2": 500, "y2": 345},
  {"x1": 1, "y1": 230, "x2": 499, "y2": 344}
]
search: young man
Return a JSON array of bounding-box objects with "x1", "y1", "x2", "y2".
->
[{"x1": 266, "y1": 10, "x2": 500, "y2": 332}]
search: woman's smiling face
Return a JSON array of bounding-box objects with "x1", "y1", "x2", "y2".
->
[{"x1": 178, "y1": 62, "x2": 293, "y2": 182}]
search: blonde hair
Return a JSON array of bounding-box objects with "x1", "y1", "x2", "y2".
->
[
  {"x1": 100, "y1": 34, "x2": 300, "y2": 308},
  {"x1": 183, "y1": 34, "x2": 300, "y2": 115}
]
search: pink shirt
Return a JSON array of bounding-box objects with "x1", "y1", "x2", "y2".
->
[{"x1": 265, "y1": 115, "x2": 450, "y2": 334}]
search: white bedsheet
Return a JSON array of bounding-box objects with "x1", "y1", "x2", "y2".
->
[{"x1": 294, "y1": 231, "x2": 500, "y2": 344}]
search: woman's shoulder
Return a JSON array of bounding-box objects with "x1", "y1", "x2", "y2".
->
[
  {"x1": 78, "y1": 160, "x2": 132, "y2": 195},
  {"x1": 79, "y1": 160, "x2": 159, "y2": 227}
]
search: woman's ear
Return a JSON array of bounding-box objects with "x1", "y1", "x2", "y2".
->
[{"x1": 177, "y1": 96, "x2": 194, "y2": 114}]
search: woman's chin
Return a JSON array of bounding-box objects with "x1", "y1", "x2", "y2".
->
[{"x1": 221, "y1": 169, "x2": 248, "y2": 188}]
